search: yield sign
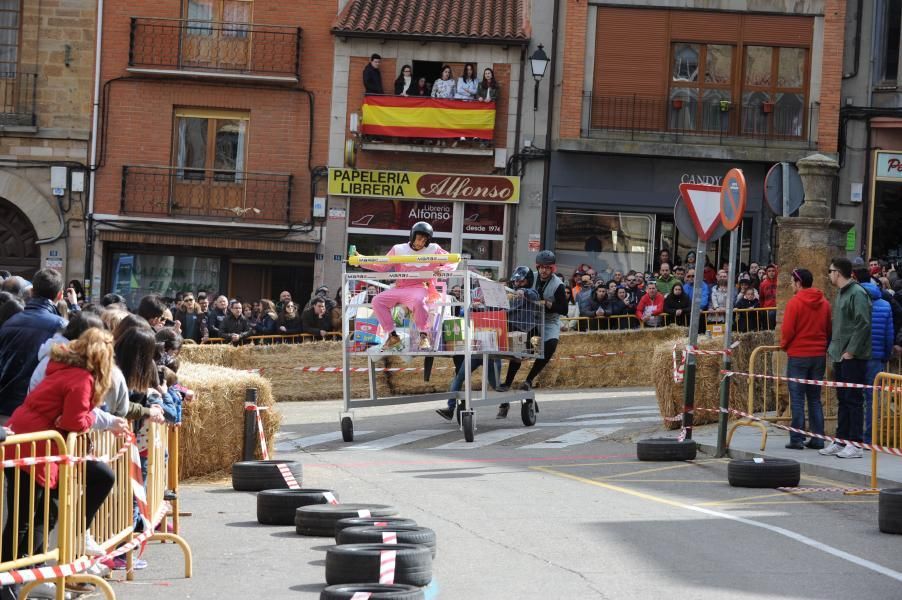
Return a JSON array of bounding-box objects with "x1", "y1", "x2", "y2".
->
[{"x1": 679, "y1": 183, "x2": 722, "y2": 241}]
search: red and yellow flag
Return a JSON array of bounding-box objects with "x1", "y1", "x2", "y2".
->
[{"x1": 361, "y1": 96, "x2": 496, "y2": 140}]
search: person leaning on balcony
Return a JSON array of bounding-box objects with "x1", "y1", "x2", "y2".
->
[
  {"x1": 363, "y1": 53, "x2": 383, "y2": 95},
  {"x1": 476, "y1": 68, "x2": 500, "y2": 102},
  {"x1": 413, "y1": 76, "x2": 431, "y2": 96},
  {"x1": 395, "y1": 64, "x2": 414, "y2": 96},
  {"x1": 431, "y1": 65, "x2": 455, "y2": 99},
  {"x1": 454, "y1": 63, "x2": 478, "y2": 100}
]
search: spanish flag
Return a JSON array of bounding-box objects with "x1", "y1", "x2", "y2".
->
[{"x1": 361, "y1": 96, "x2": 496, "y2": 140}]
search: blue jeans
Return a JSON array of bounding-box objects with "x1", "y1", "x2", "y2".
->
[
  {"x1": 863, "y1": 359, "x2": 887, "y2": 444},
  {"x1": 448, "y1": 356, "x2": 500, "y2": 409},
  {"x1": 786, "y1": 356, "x2": 826, "y2": 447}
]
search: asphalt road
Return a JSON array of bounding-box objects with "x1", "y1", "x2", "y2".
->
[{"x1": 101, "y1": 388, "x2": 902, "y2": 599}]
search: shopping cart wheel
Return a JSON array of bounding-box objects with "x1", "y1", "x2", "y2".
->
[
  {"x1": 341, "y1": 417, "x2": 354, "y2": 443},
  {"x1": 461, "y1": 411, "x2": 475, "y2": 443},
  {"x1": 521, "y1": 400, "x2": 536, "y2": 427}
]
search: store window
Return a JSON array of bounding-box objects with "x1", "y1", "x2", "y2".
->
[
  {"x1": 879, "y1": 0, "x2": 902, "y2": 83},
  {"x1": 741, "y1": 46, "x2": 808, "y2": 137},
  {"x1": 669, "y1": 43, "x2": 733, "y2": 132},
  {"x1": 110, "y1": 252, "x2": 221, "y2": 308},
  {"x1": 554, "y1": 210, "x2": 654, "y2": 279},
  {"x1": 0, "y1": 0, "x2": 19, "y2": 77}
]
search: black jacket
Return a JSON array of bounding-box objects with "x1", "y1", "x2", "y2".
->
[
  {"x1": 206, "y1": 307, "x2": 227, "y2": 338},
  {"x1": 220, "y1": 313, "x2": 252, "y2": 345},
  {"x1": 301, "y1": 308, "x2": 332, "y2": 339},
  {"x1": 363, "y1": 64, "x2": 383, "y2": 95},
  {"x1": 664, "y1": 292, "x2": 691, "y2": 326}
]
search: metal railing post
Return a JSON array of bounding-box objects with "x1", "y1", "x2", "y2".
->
[{"x1": 120, "y1": 166, "x2": 128, "y2": 213}]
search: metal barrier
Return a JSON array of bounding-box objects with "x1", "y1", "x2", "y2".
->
[
  {"x1": 563, "y1": 314, "x2": 643, "y2": 331},
  {"x1": 163, "y1": 426, "x2": 182, "y2": 535},
  {"x1": 0, "y1": 431, "x2": 71, "y2": 595},
  {"x1": 202, "y1": 333, "x2": 343, "y2": 345},
  {"x1": 144, "y1": 422, "x2": 192, "y2": 577},
  {"x1": 871, "y1": 372, "x2": 902, "y2": 489}
]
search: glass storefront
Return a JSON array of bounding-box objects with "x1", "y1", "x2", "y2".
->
[
  {"x1": 554, "y1": 210, "x2": 654, "y2": 278},
  {"x1": 110, "y1": 252, "x2": 220, "y2": 307}
]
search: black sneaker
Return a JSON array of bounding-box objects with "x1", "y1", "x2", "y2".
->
[
  {"x1": 435, "y1": 408, "x2": 454, "y2": 421},
  {"x1": 495, "y1": 385, "x2": 511, "y2": 393},
  {"x1": 520, "y1": 381, "x2": 533, "y2": 391},
  {"x1": 496, "y1": 403, "x2": 510, "y2": 419},
  {"x1": 785, "y1": 442, "x2": 805, "y2": 450},
  {"x1": 804, "y1": 440, "x2": 824, "y2": 450}
]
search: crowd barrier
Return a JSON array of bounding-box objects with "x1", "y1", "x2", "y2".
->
[
  {"x1": 563, "y1": 307, "x2": 777, "y2": 333},
  {"x1": 202, "y1": 332, "x2": 343, "y2": 345},
  {"x1": 0, "y1": 423, "x2": 191, "y2": 598},
  {"x1": 871, "y1": 372, "x2": 902, "y2": 489}
]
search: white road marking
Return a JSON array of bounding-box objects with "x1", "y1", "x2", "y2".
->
[
  {"x1": 537, "y1": 416, "x2": 660, "y2": 427},
  {"x1": 566, "y1": 409, "x2": 660, "y2": 420},
  {"x1": 341, "y1": 430, "x2": 450, "y2": 451},
  {"x1": 274, "y1": 430, "x2": 374, "y2": 451},
  {"x1": 520, "y1": 428, "x2": 621, "y2": 449},
  {"x1": 431, "y1": 428, "x2": 532, "y2": 450},
  {"x1": 614, "y1": 405, "x2": 658, "y2": 411}
]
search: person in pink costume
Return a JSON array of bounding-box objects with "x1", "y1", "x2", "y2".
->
[{"x1": 357, "y1": 221, "x2": 455, "y2": 351}]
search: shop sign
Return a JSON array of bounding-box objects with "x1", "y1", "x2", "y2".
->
[
  {"x1": 348, "y1": 199, "x2": 453, "y2": 232},
  {"x1": 329, "y1": 168, "x2": 520, "y2": 204},
  {"x1": 44, "y1": 257, "x2": 63, "y2": 270},
  {"x1": 463, "y1": 203, "x2": 504, "y2": 234},
  {"x1": 875, "y1": 152, "x2": 902, "y2": 179}
]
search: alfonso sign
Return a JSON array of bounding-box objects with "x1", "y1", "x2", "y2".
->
[{"x1": 329, "y1": 168, "x2": 520, "y2": 204}]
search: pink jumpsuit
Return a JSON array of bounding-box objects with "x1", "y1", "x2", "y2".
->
[{"x1": 363, "y1": 242, "x2": 453, "y2": 335}]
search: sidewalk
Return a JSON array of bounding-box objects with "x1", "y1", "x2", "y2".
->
[{"x1": 692, "y1": 422, "x2": 902, "y2": 488}]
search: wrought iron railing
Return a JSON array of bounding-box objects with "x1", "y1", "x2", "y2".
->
[
  {"x1": 121, "y1": 165, "x2": 292, "y2": 225},
  {"x1": 129, "y1": 17, "x2": 301, "y2": 79},
  {"x1": 583, "y1": 93, "x2": 818, "y2": 147},
  {"x1": 0, "y1": 72, "x2": 37, "y2": 126}
]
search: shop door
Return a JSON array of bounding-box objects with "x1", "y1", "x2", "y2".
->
[
  {"x1": 229, "y1": 262, "x2": 267, "y2": 303},
  {"x1": 0, "y1": 197, "x2": 39, "y2": 278}
]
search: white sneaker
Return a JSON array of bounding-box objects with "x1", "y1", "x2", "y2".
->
[
  {"x1": 818, "y1": 442, "x2": 844, "y2": 456},
  {"x1": 837, "y1": 444, "x2": 863, "y2": 459},
  {"x1": 27, "y1": 582, "x2": 71, "y2": 599},
  {"x1": 87, "y1": 561, "x2": 111, "y2": 577},
  {"x1": 83, "y1": 531, "x2": 105, "y2": 556}
]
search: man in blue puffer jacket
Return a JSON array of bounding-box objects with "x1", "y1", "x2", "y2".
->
[
  {"x1": 860, "y1": 279, "x2": 894, "y2": 444},
  {"x1": 0, "y1": 268, "x2": 66, "y2": 422}
]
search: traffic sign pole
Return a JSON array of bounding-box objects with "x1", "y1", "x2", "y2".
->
[
  {"x1": 681, "y1": 236, "x2": 707, "y2": 440},
  {"x1": 715, "y1": 227, "x2": 739, "y2": 457}
]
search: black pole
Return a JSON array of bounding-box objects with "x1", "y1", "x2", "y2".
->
[{"x1": 243, "y1": 387, "x2": 258, "y2": 461}]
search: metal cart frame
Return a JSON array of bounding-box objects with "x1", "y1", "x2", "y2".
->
[{"x1": 339, "y1": 257, "x2": 541, "y2": 443}]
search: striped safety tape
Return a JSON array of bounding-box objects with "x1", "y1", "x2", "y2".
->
[
  {"x1": 777, "y1": 486, "x2": 881, "y2": 494},
  {"x1": 130, "y1": 434, "x2": 151, "y2": 535},
  {"x1": 0, "y1": 436, "x2": 134, "y2": 470},
  {"x1": 722, "y1": 370, "x2": 902, "y2": 392},
  {"x1": 277, "y1": 463, "x2": 301, "y2": 489},
  {"x1": 245, "y1": 405, "x2": 270, "y2": 460},
  {"x1": 379, "y1": 549, "x2": 397, "y2": 584},
  {"x1": 382, "y1": 531, "x2": 398, "y2": 544},
  {"x1": 322, "y1": 491, "x2": 339, "y2": 505},
  {"x1": 350, "y1": 594, "x2": 372, "y2": 600},
  {"x1": 358, "y1": 509, "x2": 372, "y2": 518}
]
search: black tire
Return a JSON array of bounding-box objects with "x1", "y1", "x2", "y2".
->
[
  {"x1": 878, "y1": 488, "x2": 902, "y2": 534},
  {"x1": 521, "y1": 400, "x2": 536, "y2": 427},
  {"x1": 341, "y1": 417, "x2": 354, "y2": 443},
  {"x1": 295, "y1": 504, "x2": 398, "y2": 537},
  {"x1": 320, "y1": 583, "x2": 425, "y2": 600},
  {"x1": 462, "y1": 412, "x2": 474, "y2": 443},
  {"x1": 636, "y1": 438, "x2": 697, "y2": 461},
  {"x1": 256, "y1": 489, "x2": 338, "y2": 526},
  {"x1": 334, "y1": 517, "x2": 418, "y2": 540},
  {"x1": 325, "y1": 543, "x2": 432, "y2": 587},
  {"x1": 337, "y1": 526, "x2": 436, "y2": 558},
  {"x1": 231, "y1": 460, "x2": 303, "y2": 491},
  {"x1": 727, "y1": 458, "x2": 801, "y2": 488}
]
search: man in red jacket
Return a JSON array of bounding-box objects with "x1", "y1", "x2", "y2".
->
[
  {"x1": 636, "y1": 281, "x2": 665, "y2": 327},
  {"x1": 780, "y1": 268, "x2": 832, "y2": 449}
]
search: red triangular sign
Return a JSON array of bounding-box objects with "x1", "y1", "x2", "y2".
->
[{"x1": 679, "y1": 183, "x2": 722, "y2": 241}]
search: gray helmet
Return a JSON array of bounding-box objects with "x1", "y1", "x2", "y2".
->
[
  {"x1": 535, "y1": 250, "x2": 556, "y2": 266},
  {"x1": 510, "y1": 266, "x2": 534, "y2": 287},
  {"x1": 409, "y1": 221, "x2": 434, "y2": 247}
]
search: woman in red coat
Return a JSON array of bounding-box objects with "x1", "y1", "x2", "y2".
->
[{"x1": 2, "y1": 327, "x2": 117, "y2": 568}]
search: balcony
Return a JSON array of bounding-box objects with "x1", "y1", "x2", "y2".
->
[
  {"x1": 569, "y1": 93, "x2": 820, "y2": 162},
  {"x1": 120, "y1": 166, "x2": 292, "y2": 226},
  {"x1": 0, "y1": 72, "x2": 37, "y2": 129},
  {"x1": 128, "y1": 17, "x2": 301, "y2": 83}
]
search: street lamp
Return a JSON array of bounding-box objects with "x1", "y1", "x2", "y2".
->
[{"x1": 530, "y1": 44, "x2": 550, "y2": 112}]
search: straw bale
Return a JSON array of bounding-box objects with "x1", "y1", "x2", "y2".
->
[
  {"x1": 652, "y1": 330, "x2": 776, "y2": 429},
  {"x1": 178, "y1": 344, "x2": 234, "y2": 368},
  {"x1": 176, "y1": 361, "x2": 281, "y2": 479}
]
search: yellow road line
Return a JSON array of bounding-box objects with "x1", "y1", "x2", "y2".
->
[
  {"x1": 602, "y1": 479, "x2": 725, "y2": 483},
  {"x1": 698, "y1": 491, "x2": 797, "y2": 506},
  {"x1": 548, "y1": 459, "x2": 727, "y2": 469},
  {"x1": 713, "y1": 500, "x2": 876, "y2": 506},
  {"x1": 599, "y1": 462, "x2": 696, "y2": 479}
]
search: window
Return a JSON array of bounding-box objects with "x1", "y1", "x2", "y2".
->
[
  {"x1": 741, "y1": 46, "x2": 807, "y2": 137},
  {"x1": 669, "y1": 43, "x2": 733, "y2": 132},
  {"x1": 554, "y1": 210, "x2": 654, "y2": 278},
  {"x1": 881, "y1": 0, "x2": 902, "y2": 83},
  {"x1": 183, "y1": 0, "x2": 253, "y2": 70},
  {"x1": 0, "y1": 0, "x2": 20, "y2": 77},
  {"x1": 110, "y1": 252, "x2": 221, "y2": 308},
  {"x1": 173, "y1": 109, "x2": 248, "y2": 182}
]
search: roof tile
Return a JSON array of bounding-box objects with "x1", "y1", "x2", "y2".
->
[{"x1": 333, "y1": 0, "x2": 530, "y2": 44}]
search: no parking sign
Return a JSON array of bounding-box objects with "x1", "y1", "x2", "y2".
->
[{"x1": 720, "y1": 169, "x2": 747, "y2": 230}]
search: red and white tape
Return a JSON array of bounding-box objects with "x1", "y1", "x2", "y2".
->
[
  {"x1": 382, "y1": 531, "x2": 398, "y2": 544},
  {"x1": 379, "y1": 549, "x2": 397, "y2": 584},
  {"x1": 357, "y1": 509, "x2": 372, "y2": 518},
  {"x1": 322, "y1": 491, "x2": 339, "y2": 505},
  {"x1": 0, "y1": 500, "x2": 170, "y2": 586},
  {"x1": 777, "y1": 486, "x2": 880, "y2": 494},
  {"x1": 129, "y1": 435, "x2": 151, "y2": 533},
  {"x1": 245, "y1": 405, "x2": 270, "y2": 460},
  {"x1": 722, "y1": 370, "x2": 902, "y2": 392},
  {"x1": 672, "y1": 342, "x2": 740, "y2": 383},
  {"x1": 350, "y1": 594, "x2": 372, "y2": 600},
  {"x1": 0, "y1": 435, "x2": 134, "y2": 470},
  {"x1": 277, "y1": 462, "x2": 301, "y2": 489}
]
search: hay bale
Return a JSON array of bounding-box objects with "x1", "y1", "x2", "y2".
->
[
  {"x1": 178, "y1": 343, "x2": 234, "y2": 368},
  {"x1": 176, "y1": 361, "x2": 281, "y2": 479},
  {"x1": 652, "y1": 330, "x2": 777, "y2": 429}
]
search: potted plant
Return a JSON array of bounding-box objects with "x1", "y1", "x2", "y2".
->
[
  {"x1": 671, "y1": 98, "x2": 684, "y2": 110},
  {"x1": 719, "y1": 99, "x2": 731, "y2": 112},
  {"x1": 762, "y1": 100, "x2": 775, "y2": 114}
]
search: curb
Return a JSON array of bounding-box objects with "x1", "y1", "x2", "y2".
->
[{"x1": 696, "y1": 442, "x2": 902, "y2": 489}]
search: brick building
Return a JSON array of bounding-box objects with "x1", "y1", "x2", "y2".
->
[
  {"x1": 320, "y1": 0, "x2": 549, "y2": 288},
  {"x1": 542, "y1": 0, "x2": 847, "y2": 278},
  {"x1": 90, "y1": 0, "x2": 335, "y2": 305},
  {"x1": 0, "y1": 0, "x2": 94, "y2": 285}
]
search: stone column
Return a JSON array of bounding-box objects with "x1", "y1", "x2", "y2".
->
[{"x1": 775, "y1": 154, "x2": 853, "y2": 335}]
